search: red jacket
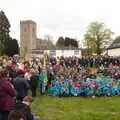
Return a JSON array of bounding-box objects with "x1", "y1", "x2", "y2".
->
[{"x1": 0, "y1": 80, "x2": 17, "y2": 112}]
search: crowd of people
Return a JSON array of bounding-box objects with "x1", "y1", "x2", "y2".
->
[
  {"x1": 0, "y1": 56, "x2": 40, "y2": 120},
  {"x1": 47, "y1": 56, "x2": 120, "y2": 97},
  {"x1": 0, "y1": 55, "x2": 120, "y2": 120}
]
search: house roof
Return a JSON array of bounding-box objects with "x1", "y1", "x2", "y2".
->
[
  {"x1": 108, "y1": 36, "x2": 120, "y2": 49},
  {"x1": 108, "y1": 43, "x2": 120, "y2": 49}
]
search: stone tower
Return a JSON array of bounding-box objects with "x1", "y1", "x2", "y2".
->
[{"x1": 20, "y1": 20, "x2": 36, "y2": 57}]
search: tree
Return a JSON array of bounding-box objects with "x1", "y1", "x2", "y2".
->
[
  {"x1": 71, "y1": 38, "x2": 78, "y2": 48},
  {"x1": 109, "y1": 36, "x2": 120, "y2": 49},
  {"x1": 113, "y1": 36, "x2": 120, "y2": 44},
  {"x1": 64, "y1": 37, "x2": 70, "y2": 47},
  {"x1": 0, "y1": 10, "x2": 19, "y2": 56},
  {"x1": 4, "y1": 38, "x2": 19, "y2": 56},
  {"x1": 64, "y1": 37, "x2": 78, "y2": 48},
  {"x1": 0, "y1": 10, "x2": 11, "y2": 55},
  {"x1": 44, "y1": 34, "x2": 55, "y2": 49},
  {"x1": 84, "y1": 22, "x2": 113, "y2": 55},
  {"x1": 44, "y1": 34, "x2": 53, "y2": 41},
  {"x1": 56, "y1": 36, "x2": 65, "y2": 47},
  {"x1": 56, "y1": 37, "x2": 78, "y2": 48}
]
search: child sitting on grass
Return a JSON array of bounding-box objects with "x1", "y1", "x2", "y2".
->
[{"x1": 8, "y1": 96, "x2": 41, "y2": 120}]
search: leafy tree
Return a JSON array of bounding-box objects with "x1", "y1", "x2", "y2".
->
[
  {"x1": 56, "y1": 37, "x2": 78, "y2": 48},
  {"x1": 109, "y1": 36, "x2": 120, "y2": 49},
  {"x1": 0, "y1": 10, "x2": 10, "y2": 55},
  {"x1": 0, "y1": 40, "x2": 4, "y2": 55},
  {"x1": 113, "y1": 36, "x2": 120, "y2": 44},
  {"x1": 71, "y1": 38, "x2": 78, "y2": 48},
  {"x1": 4, "y1": 38, "x2": 19, "y2": 56},
  {"x1": 64, "y1": 37, "x2": 70, "y2": 47},
  {"x1": 56, "y1": 36, "x2": 65, "y2": 47},
  {"x1": 84, "y1": 22, "x2": 113, "y2": 55},
  {"x1": 64, "y1": 37, "x2": 78, "y2": 48},
  {"x1": 0, "y1": 10, "x2": 19, "y2": 56}
]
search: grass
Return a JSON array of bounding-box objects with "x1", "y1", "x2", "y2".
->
[
  {"x1": 31, "y1": 68, "x2": 118, "y2": 120},
  {"x1": 31, "y1": 95, "x2": 120, "y2": 120}
]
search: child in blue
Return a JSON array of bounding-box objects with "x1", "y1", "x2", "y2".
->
[
  {"x1": 69, "y1": 84, "x2": 76, "y2": 96},
  {"x1": 62, "y1": 87, "x2": 69, "y2": 96},
  {"x1": 39, "y1": 70, "x2": 45, "y2": 95}
]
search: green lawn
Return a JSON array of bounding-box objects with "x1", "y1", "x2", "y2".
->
[{"x1": 31, "y1": 96, "x2": 120, "y2": 120}]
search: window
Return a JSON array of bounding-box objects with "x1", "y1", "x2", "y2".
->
[
  {"x1": 50, "y1": 50, "x2": 56, "y2": 56},
  {"x1": 24, "y1": 28, "x2": 27, "y2": 32},
  {"x1": 32, "y1": 27, "x2": 34, "y2": 32},
  {"x1": 74, "y1": 50, "x2": 79, "y2": 55}
]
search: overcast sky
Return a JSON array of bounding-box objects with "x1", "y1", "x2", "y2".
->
[{"x1": 1, "y1": 0, "x2": 120, "y2": 44}]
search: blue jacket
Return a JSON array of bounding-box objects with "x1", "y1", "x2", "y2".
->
[
  {"x1": 39, "y1": 73, "x2": 44, "y2": 84},
  {"x1": 12, "y1": 76, "x2": 30, "y2": 99}
]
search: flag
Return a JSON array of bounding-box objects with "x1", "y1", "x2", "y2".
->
[
  {"x1": 43, "y1": 55, "x2": 48, "y2": 86},
  {"x1": 44, "y1": 55, "x2": 46, "y2": 67}
]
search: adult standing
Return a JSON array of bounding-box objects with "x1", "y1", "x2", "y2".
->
[
  {"x1": 0, "y1": 69, "x2": 17, "y2": 120},
  {"x1": 29, "y1": 70, "x2": 38, "y2": 97},
  {"x1": 12, "y1": 70, "x2": 30, "y2": 101},
  {"x1": 39, "y1": 68, "x2": 45, "y2": 95}
]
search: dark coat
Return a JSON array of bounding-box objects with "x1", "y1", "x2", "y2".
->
[
  {"x1": 13, "y1": 101, "x2": 33, "y2": 120},
  {"x1": 5, "y1": 66, "x2": 18, "y2": 79},
  {"x1": 29, "y1": 74, "x2": 38, "y2": 89},
  {"x1": 0, "y1": 80, "x2": 17, "y2": 112},
  {"x1": 12, "y1": 76, "x2": 30, "y2": 100}
]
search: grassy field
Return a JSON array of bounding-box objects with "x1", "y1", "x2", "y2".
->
[{"x1": 31, "y1": 96, "x2": 120, "y2": 120}]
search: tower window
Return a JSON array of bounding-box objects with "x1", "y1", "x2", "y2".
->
[
  {"x1": 24, "y1": 28, "x2": 27, "y2": 32},
  {"x1": 32, "y1": 27, "x2": 34, "y2": 32}
]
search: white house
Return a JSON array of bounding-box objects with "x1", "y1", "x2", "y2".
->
[
  {"x1": 108, "y1": 48, "x2": 120, "y2": 56},
  {"x1": 31, "y1": 48, "x2": 82, "y2": 58},
  {"x1": 107, "y1": 43, "x2": 120, "y2": 56}
]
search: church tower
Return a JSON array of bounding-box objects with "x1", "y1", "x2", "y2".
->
[{"x1": 20, "y1": 20, "x2": 36, "y2": 57}]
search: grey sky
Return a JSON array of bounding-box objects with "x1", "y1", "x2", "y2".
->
[{"x1": 1, "y1": 0, "x2": 120, "y2": 44}]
